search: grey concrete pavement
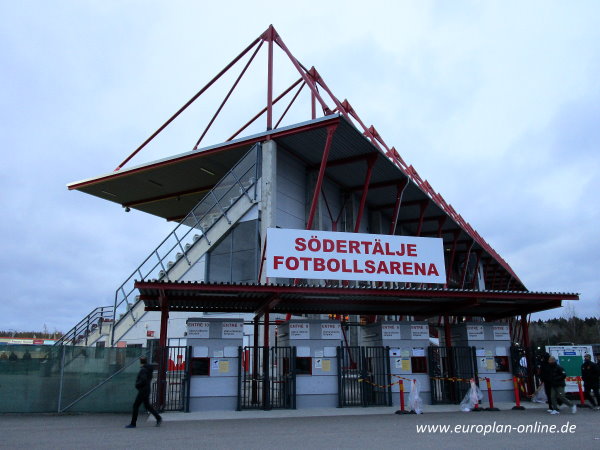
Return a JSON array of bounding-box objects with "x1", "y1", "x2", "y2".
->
[{"x1": 1, "y1": 402, "x2": 599, "y2": 449}]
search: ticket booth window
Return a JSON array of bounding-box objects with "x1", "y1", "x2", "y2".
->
[
  {"x1": 296, "y1": 357, "x2": 312, "y2": 375},
  {"x1": 411, "y1": 357, "x2": 428, "y2": 374},
  {"x1": 191, "y1": 357, "x2": 210, "y2": 376},
  {"x1": 495, "y1": 356, "x2": 510, "y2": 372}
]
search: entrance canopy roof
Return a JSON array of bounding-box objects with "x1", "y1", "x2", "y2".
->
[{"x1": 136, "y1": 280, "x2": 578, "y2": 321}]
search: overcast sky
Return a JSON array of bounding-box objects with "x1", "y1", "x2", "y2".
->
[{"x1": 1, "y1": 1, "x2": 598, "y2": 333}]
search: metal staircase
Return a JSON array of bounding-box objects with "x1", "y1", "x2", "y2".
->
[{"x1": 57, "y1": 143, "x2": 261, "y2": 347}]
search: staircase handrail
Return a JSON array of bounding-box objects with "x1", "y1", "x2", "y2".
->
[
  {"x1": 109, "y1": 143, "x2": 261, "y2": 345},
  {"x1": 54, "y1": 305, "x2": 114, "y2": 346}
]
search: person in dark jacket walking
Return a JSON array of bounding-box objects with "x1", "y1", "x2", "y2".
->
[
  {"x1": 581, "y1": 354, "x2": 600, "y2": 409},
  {"x1": 125, "y1": 357, "x2": 162, "y2": 428},
  {"x1": 539, "y1": 353, "x2": 556, "y2": 412},
  {"x1": 548, "y1": 356, "x2": 576, "y2": 415}
]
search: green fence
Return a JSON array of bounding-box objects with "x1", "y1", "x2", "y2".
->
[{"x1": 0, "y1": 345, "x2": 148, "y2": 413}]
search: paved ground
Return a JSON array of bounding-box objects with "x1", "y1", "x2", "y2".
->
[{"x1": 1, "y1": 402, "x2": 599, "y2": 449}]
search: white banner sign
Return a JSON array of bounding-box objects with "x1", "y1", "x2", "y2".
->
[
  {"x1": 187, "y1": 321, "x2": 210, "y2": 338},
  {"x1": 411, "y1": 324, "x2": 429, "y2": 340},
  {"x1": 289, "y1": 323, "x2": 310, "y2": 340},
  {"x1": 321, "y1": 323, "x2": 342, "y2": 340},
  {"x1": 222, "y1": 322, "x2": 244, "y2": 339},
  {"x1": 492, "y1": 325, "x2": 510, "y2": 341},
  {"x1": 266, "y1": 228, "x2": 446, "y2": 283},
  {"x1": 467, "y1": 325, "x2": 485, "y2": 341},
  {"x1": 381, "y1": 324, "x2": 401, "y2": 340}
]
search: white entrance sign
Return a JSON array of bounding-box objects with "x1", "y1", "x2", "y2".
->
[
  {"x1": 222, "y1": 322, "x2": 243, "y2": 339},
  {"x1": 266, "y1": 228, "x2": 446, "y2": 283},
  {"x1": 382, "y1": 324, "x2": 401, "y2": 340},
  {"x1": 492, "y1": 325, "x2": 510, "y2": 341},
  {"x1": 289, "y1": 322, "x2": 310, "y2": 340},
  {"x1": 467, "y1": 325, "x2": 485, "y2": 341},
  {"x1": 321, "y1": 323, "x2": 342, "y2": 340},
  {"x1": 187, "y1": 321, "x2": 210, "y2": 338},
  {"x1": 410, "y1": 324, "x2": 429, "y2": 340}
]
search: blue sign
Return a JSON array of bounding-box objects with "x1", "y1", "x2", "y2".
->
[{"x1": 563, "y1": 351, "x2": 577, "y2": 355}]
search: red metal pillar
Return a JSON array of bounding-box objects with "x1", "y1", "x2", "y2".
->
[
  {"x1": 354, "y1": 154, "x2": 377, "y2": 233},
  {"x1": 460, "y1": 240, "x2": 475, "y2": 289},
  {"x1": 446, "y1": 230, "x2": 460, "y2": 287},
  {"x1": 266, "y1": 27, "x2": 274, "y2": 130},
  {"x1": 157, "y1": 291, "x2": 169, "y2": 411},
  {"x1": 520, "y1": 314, "x2": 530, "y2": 349},
  {"x1": 389, "y1": 179, "x2": 409, "y2": 235},
  {"x1": 520, "y1": 314, "x2": 533, "y2": 394},
  {"x1": 416, "y1": 200, "x2": 429, "y2": 236},
  {"x1": 306, "y1": 125, "x2": 337, "y2": 230},
  {"x1": 436, "y1": 216, "x2": 447, "y2": 238}
]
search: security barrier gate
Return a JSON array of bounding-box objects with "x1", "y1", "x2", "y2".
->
[
  {"x1": 151, "y1": 346, "x2": 190, "y2": 412},
  {"x1": 428, "y1": 346, "x2": 477, "y2": 404},
  {"x1": 238, "y1": 346, "x2": 296, "y2": 410},
  {"x1": 337, "y1": 346, "x2": 392, "y2": 407}
]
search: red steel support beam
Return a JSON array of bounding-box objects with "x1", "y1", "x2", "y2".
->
[
  {"x1": 354, "y1": 154, "x2": 377, "y2": 233},
  {"x1": 460, "y1": 240, "x2": 475, "y2": 289},
  {"x1": 157, "y1": 290, "x2": 169, "y2": 411},
  {"x1": 446, "y1": 230, "x2": 461, "y2": 287},
  {"x1": 520, "y1": 314, "x2": 531, "y2": 348},
  {"x1": 194, "y1": 41, "x2": 264, "y2": 149},
  {"x1": 266, "y1": 27, "x2": 275, "y2": 130},
  {"x1": 274, "y1": 82, "x2": 305, "y2": 129},
  {"x1": 437, "y1": 216, "x2": 447, "y2": 238},
  {"x1": 521, "y1": 314, "x2": 534, "y2": 393},
  {"x1": 416, "y1": 200, "x2": 429, "y2": 236},
  {"x1": 115, "y1": 35, "x2": 262, "y2": 171},
  {"x1": 389, "y1": 179, "x2": 409, "y2": 235},
  {"x1": 274, "y1": 37, "x2": 332, "y2": 115},
  {"x1": 228, "y1": 78, "x2": 303, "y2": 141},
  {"x1": 306, "y1": 125, "x2": 337, "y2": 230}
]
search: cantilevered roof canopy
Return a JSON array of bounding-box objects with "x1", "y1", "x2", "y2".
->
[
  {"x1": 67, "y1": 116, "x2": 342, "y2": 220},
  {"x1": 136, "y1": 280, "x2": 578, "y2": 321},
  {"x1": 69, "y1": 113, "x2": 524, "y2": 290}
]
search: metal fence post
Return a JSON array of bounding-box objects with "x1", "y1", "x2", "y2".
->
[{"x1": 57, "y1": 345, "x2": 66, "y2": 413}]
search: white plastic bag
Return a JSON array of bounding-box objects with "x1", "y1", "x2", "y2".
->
[
  {"x1": 460, "y1": 379, "x2": 483, "y2": 412},
  {"x1": 532, "y1": 383, "x2": 547, "y2": 403},
  {"x1": 408, "y1": 379, "x2": 424, "y2": 414}
]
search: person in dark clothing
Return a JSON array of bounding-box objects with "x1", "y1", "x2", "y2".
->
[
  {"x1": 547, "y1": 356, "x2": 576, "y2": 415},
  {"x1": 539, "y1": 353, "x2": 556, "y2": 412},
  {"x1": 125, "y1": 357, "x2": 162, "y2": 428},
  {"x1": 581, "y1": 354, "x2": 600, "y2": 409}
]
